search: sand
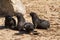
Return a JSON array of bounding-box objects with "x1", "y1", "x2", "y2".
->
[{"x1": 0, "y1": 0, "x2": 60, "y2": 40}]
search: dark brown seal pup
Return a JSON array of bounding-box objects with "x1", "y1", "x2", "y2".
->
[
  {"x1": 30, "y1": 12, "x2": 50, "y2": 29},
  {"x1": 16, "y1": 13, "x2": 34, "y2": 33},
  {"x1": 5, "y1": 15, "x2": 16, "y2": 29}
]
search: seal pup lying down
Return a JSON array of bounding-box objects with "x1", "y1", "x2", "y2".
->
[
  {"x1": 16, "y1": 13, "x2": 34, "y2": 33},
  {"x1": 5, "y1": 14, "x2": 16, "y2": 29},
  {"x1": 30, "y1": 12, "x2": 50, "y2": 29}
]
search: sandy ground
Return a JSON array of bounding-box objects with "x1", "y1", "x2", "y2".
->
[{"x1": 0, "y1": 0, "x2": 60, "y2": 40}]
